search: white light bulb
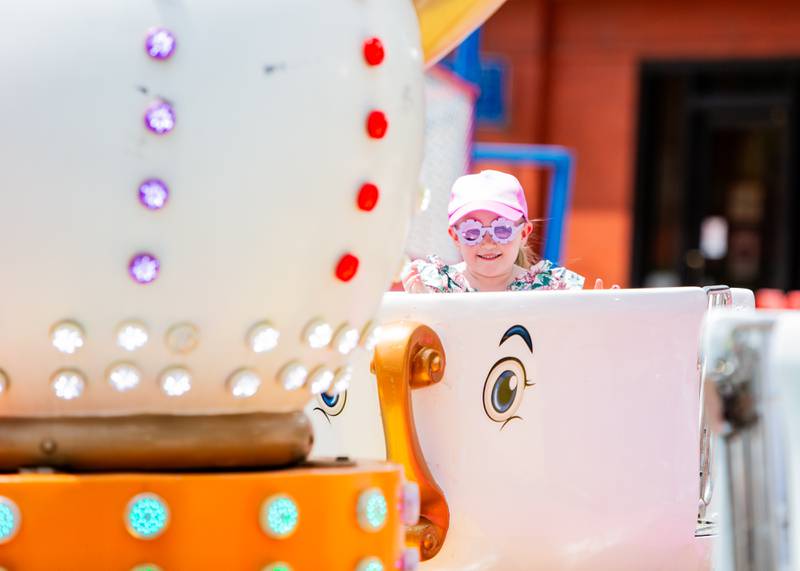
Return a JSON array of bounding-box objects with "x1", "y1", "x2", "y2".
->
[
  {"x1": 228, "y1": 369, "x2": 262, "y2": 398},
  {"x1": 308, "y1": 367, "x2": 335, "y2": 395},
  {"x1": 51, "y1": 369, "x2": 86, "y2": 400},
  {"x1": 331, "y1": 366, "x2": 352, "y2": 395},
  {"x1": 303, "y1": 320, "x2": 333, "y2": 349},
  {"x1": 333, "y1": 325, "x2": 360, "y2": 355},
  {"x1": 117, "y1": 322, "x2": 149, "y2": 351},
  {"x1": 279, "y1": 362, "x2": 308, "y2": 391},
  {"x1": 362, "y1": 324, "x2": 383, "y2": 352},
  {"x1": 51, "y1": 321, "x2": 85, "y2": 354},
  {"x1": 160, "y1": 367, "x2": 192, "y2": 397},
  {"x1": 108, "y1": 363, "x2": 141, "y2": 392},
  {"x1": 248, "y1": 322, "x2": 280, "y2": 353}
]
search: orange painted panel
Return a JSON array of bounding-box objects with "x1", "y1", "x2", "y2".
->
[
  {"x1": 0, "y1": 462, "x2": 405, "y2": 571},
  {"x1": 563, "y1": 208, "x2": 632, "y2": 288}
]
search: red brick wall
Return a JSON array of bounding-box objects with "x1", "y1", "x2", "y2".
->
[{"x1": 478, "y1": 0, "x2": 800, "y2": 286}]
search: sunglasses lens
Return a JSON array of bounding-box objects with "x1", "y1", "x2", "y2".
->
[
  {"x1": 493, "y1": 225, "x2": 514, "y2": 241},
  {"x1": 462, "y1": 228, "x2": 481, "y2": 243}
]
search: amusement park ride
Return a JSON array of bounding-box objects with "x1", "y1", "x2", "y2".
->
[{"x1": 0, "y1": 1, "x2": 798, "y2": 570}]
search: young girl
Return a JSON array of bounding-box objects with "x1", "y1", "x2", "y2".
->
[{"x1": 402, "y1": 170, "x2": 585, "y2": 293}]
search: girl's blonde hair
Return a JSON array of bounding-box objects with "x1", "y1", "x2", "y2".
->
[
  {"x1": 515, "y1": 218, "x2": 541, "y2": 268},
  {"x1": 515, "y1": 242, "x2": 536, "y2": 268},
  {"x1": 515, "y1": 246, "x2": 531, "y2": 268}
]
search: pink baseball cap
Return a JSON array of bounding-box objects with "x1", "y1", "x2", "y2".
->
[{"x1": 447, "y1": 170, "x2": 529, "y2": 226}]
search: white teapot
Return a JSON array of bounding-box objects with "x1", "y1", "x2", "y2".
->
[{"x1": 0, "y1": 0, "x2": 505, "y2": 469}]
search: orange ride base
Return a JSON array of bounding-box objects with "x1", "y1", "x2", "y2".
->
[{"x1": 0, "y1": 461, "x2": 405, "y2": 571}]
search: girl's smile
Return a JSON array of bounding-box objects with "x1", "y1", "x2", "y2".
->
[
  {"x1": 446, "y1": 209, "x2": 533, "y2": 291},
  {"x1": 403, "y1": 170, "x2": 585, "y2": 294}
]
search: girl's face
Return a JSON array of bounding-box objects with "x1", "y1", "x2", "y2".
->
[{"x1": 448, "y1": 210, "x2": 533, "y2": 277}]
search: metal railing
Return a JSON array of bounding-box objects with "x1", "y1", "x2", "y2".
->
[
  {"x1": 472, "y1": 143, "x2": 574, "y2": 265},
  {"x1": 698, "y1": 286, "x2": 734, "y2": 530},
  {"x1": 702, "y1": 311, "x2": 786, "y2": 571}
]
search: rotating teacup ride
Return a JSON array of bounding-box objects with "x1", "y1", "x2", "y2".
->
[
  {"x1": 309, "y1": 287, "x2": 754, "y2": 570},
  {"x1": 0, "y1": 1, "x2": 509, "y2": 569}
]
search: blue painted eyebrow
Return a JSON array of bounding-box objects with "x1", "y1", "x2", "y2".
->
[{"x1": 499, "y1": 325, "x2": 532, "y2": 353}]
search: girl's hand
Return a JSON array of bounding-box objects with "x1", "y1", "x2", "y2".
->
[
  {"x1": 401, "y1": 264, "x2": 428, "y2": 293},
  {"x1": 593, "y1": 278, "x2": 620, "y2": 290}
]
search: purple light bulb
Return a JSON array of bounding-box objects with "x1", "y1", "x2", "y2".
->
[
  {"x1": 144, "y1": 102, "x2": 175, "y2": 135},
  {"x1": 129, "y1": 253, "x2": 160, "y2": 285},
  {"x1": 138, "y1": 179, "x2": 169, "y2": 211},
  {"x1": 145, "y1": 28, "x2": 177, "y2": 61}
]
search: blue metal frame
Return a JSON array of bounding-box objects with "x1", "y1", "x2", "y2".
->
[
  {"x1": 453, "y1": 29, "x2": 482, "y2": 86},
  {"x1": 449, "y1": 28, "x2": 574, "y2": 264},
  {"x1": 472, "y1": 143, "x2": 575, "y2": 264}
]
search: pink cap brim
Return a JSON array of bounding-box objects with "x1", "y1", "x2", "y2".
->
[{"x1": 448, "y1": 200, "x2": 526, "y2": 226}]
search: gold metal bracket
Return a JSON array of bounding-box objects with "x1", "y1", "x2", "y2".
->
[{"x1": 371, "y1": 321, "x2": 449, "y2": 560}]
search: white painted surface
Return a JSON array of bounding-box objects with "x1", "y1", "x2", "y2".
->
[
  {"x1": 731, "y1": 288, "x2": 756, "y2": 310},
  {"x1": 770, "y1": 313, "x2": 800, "y2": 571},
  {"x1": 406, "y1": 69, "x2": 475, "y2": 265},
  {"x1": 311, "y1": 288, "x2": 731, "y2": 570},
  {"x1": 702, "y1": 309, "x2": 798, "y2": 571},
  {"x1": 0, "y1": 0, "x2": 424, "y2": 416}
]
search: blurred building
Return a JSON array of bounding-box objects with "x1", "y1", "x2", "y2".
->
[{"x1": 468, "y1": 0, "x2": 800, "y2": 289}]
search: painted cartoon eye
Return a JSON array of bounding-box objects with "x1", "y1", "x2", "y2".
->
[
  {"x1": 315, "y1": 389, "x2": 347, "y2": 419},
  {"x1": 482, "y1": 357, "x2": 530, "y2": 425}
]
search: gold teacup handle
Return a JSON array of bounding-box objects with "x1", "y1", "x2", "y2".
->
[{"x1": 371, "y1": 321, "x2": 450, "y2": 561}]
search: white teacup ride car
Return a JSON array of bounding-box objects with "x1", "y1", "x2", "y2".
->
[
  {"x1": 701, "y1": 310, "x2": 800, "y2": 571},
  {"x1": 308, "y1": 285, "x2": 754, "y2": 570}
]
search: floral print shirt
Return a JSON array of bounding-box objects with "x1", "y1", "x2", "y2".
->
[{"x1": 406, "y1": 255, "x2": 585, "y2": 293}]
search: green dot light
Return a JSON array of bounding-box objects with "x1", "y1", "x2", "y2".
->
[
  {"x1": 261, "y1": 494, "x2": 299, "y2": 539},
  {"x1": 356, "y1": 557, "x2": 384, "y2": 571},
  {"x1": 131, "y1": 565, "x2": 163, "y2": 571},
  {"x1": 0, "y1": 497, "x2": 20, "y2": 543},
  {"x1": 357, "y1": 488, "x2": 388, "y2": 532},
  {"x1": 262, "y1": 563, "x2": 293, "y2": 571},
  {"x1": 126, "y1": 493, "x2": 169, "y2": 540}
]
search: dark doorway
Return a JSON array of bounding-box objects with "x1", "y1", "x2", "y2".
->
[{"x1": 633, "y1": 59, "x2": 800, "y2": 290}]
